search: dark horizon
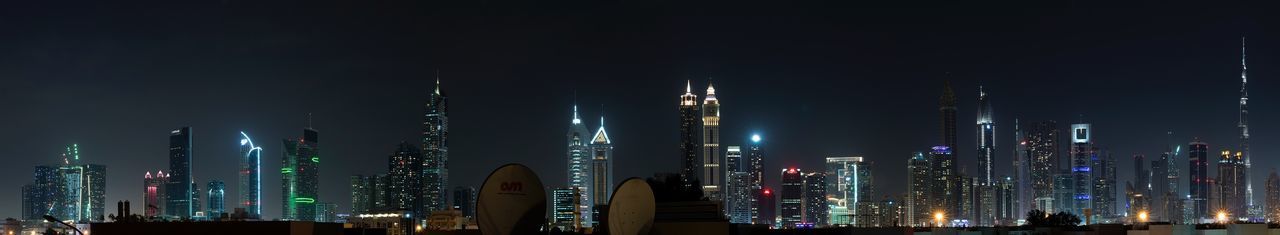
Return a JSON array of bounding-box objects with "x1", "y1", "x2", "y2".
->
[{"x1": 1, "y1": 2, "x2": 1276, "y2": 220}]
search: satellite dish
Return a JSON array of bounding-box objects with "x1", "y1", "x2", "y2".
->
[
  {"x1": 477, "y1": 164, "x2": 547, "y2": 235},
  {"x1": 607, "y1": 178, "x2": 655, "y2": 235}
]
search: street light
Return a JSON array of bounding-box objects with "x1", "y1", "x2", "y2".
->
[
  {"x1": 1137, "y1": 211, "x2": 1148, "y2": 223},
  {"x1": 934, "y1": 211, "x2": 946, "y2": 227},
  {"x1": 42, "y1": 215, "x2": 84, "y2": 235},
  {"x1": 1216, "y1": 211, "x2": 1229, "y2": 224}
]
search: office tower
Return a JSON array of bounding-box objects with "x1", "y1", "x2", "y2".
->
[
  {"x1": 1026, "y1": 121, "x2": 1060, "y2": 213},
  {"x1": 453, "y1": 186, "x2": 477, "y2": 219},
  {"x1": 387, "y1": 142, "x2": 423, "y2": 218},
  {"x1": 977, "y1": 87, "x2": 994, "y2": 184},
  {"x1": 1134, "y1": 154, "x2": 1148, "y2": 195},
  {"x1": 1125, "y1": 182, "x2": 1149, "y2": 223},
  {"x1": 747, "y1": 135, "x2": 766, "y2": 224},
  {"x1": 780, "y1": 168, "x2": 804, "y2": 228},
  {"x1": 590, "y1": 115, "x2": 613, "y2": 208},
  {"x1": 960, "y1": 176, "x2": 975, "y2": 225},
  {"x1": 679, "y1": 81, "x2": 700, "y2": 188},
  {"x1": 24, "y1": 166, "x2": 65, "y2": 220},
  {"x1": 192, "y1": 182, "x2": 202, "y2": 215},
  {"x1": 1053, "y1": 171, "x2": 1074, "y2": 215},
  {"x1": 316, "y1": 202, "x2": 337, "y2": 222},
  {"x1": 1150, "y1": 152, "x2": 1169, "y2": 221},
  {"x1": 906, "y1": 152, "x2": 931, "y2": 226},
  {"x1": 1266, "y1": 170, "x2": 1280, "y2": 222},
  {"x1": 826, "y1": 157, "x2": 871, "y2": 226},
  {"x1": 566, "y1": 105, "x2": 594, "y2": 228},
  {"x1": 21, "y1": 183, "x2": 41, "y2": 220},
  {"x1": 940, "y1": 81, "x2": 957, "y2": 152},
  {"x1": 282, "y1": 127, "x2": 320, "y2": 221},
  {"x1": 1217, "y1": 150, "x2": 1246, "y2": 218},
  {"x1": 207, "y1": 180, "x2": 225, "y2": 216},
  {"x1": 726, "y1": 146, "x2": 743, "y2": 173},
  {"x1": 1012, "y1": 119, "x2": 1030, "y2": 221},
  {"x1": 803, "y1": 172, "x2": 827, "y2": 227},
  {"x1": 238, "y1": 132, "x2": 262, "y2": 219},
  {"x1": 702, "y1": 83, "x2": 723, "y2": 201},
  {"x1": 995, "y1": 176, "x2": 1016, "y2": 225},
  {"x1": 758, "y1": 187, "x2": 776, "y2": 227},
  {"x1": 423, "y1": 77, "x2": 450, "y2": 212},
  {"x1": 552, "y1": 188, "x2": 581, "y2": 231},
  {"x1": 168, "y1": 127, "x2": 194, "y2": 218},
  {"x1": 55, "y1": 144, "x2": 107, "y2": 223},
  {"x1": 727, "y1": 172, "x2": 752, "y2": 224},
  {"x1": 928, "y1": 146, "x2": 958, "y2": 221},
  {"x1": 1066, "y1": 124, "x2": 1093, "y2": 219},
  {"x1": 350, "y1": 174, "x2": 388, "y2": 215},
  {"x1": 144, "y1": 171, "x2": 168, "y2": 217},
  {"x1": 1092, "y1": 151, "x2": 1116, "y2": 222},
  {"x1": 1189, "y1": 139, "x2": 1208, "y2": 220},
  {"x1": 1238, "y1": 38, "x2": 1254, "y2": 214}
]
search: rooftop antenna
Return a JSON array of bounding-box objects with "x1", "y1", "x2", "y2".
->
[{"x1": 307, "y1": 113, "x2": 313, "y2": 129}]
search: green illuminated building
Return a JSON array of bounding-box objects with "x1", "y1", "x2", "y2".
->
[{"x1": 282, "y1": 127, "x2": 320, "y2": 221}]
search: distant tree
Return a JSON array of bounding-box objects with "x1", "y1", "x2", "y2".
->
[{"x1": 1024, "y1": 210, "x2": 1080, "y2": 227}]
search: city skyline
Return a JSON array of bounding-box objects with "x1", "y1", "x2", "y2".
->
[{"x1": 1, "y1": 3, "x2": 1276, "y2": 221}]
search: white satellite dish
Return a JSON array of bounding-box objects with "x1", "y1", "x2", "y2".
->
[
  {"x1": 477, "y1": 164, "x2": 547, "y2": 235},
  {"x1": 607, "y1": 177, "x2": 655, "y2": 235}
]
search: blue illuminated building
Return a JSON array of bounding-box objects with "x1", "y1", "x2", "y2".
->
[{"x1": 239, "y1": 131, "x2": 263, "y2": 219}]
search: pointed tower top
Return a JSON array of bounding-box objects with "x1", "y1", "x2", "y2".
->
[
  {"x1": 434, "y1": 70, "x2": 442, "y2": 95},
  {"x1": 1242, "y1": 36, "x2": 1248, "y2": 92},
  {"x1": 686, "y1": 80, "x2": 692, "y2": 93},
  {"x1": 940, "y1": 80, "x2": 957, "y2": 107},
  {"x1": 592, "y1": 113, "x2": 611, "y2": 145},
  {"x1": 307, "y1": 113, "x2": 313, "y2": 128},
  {"x1": 571, "y1": 104, "x2": 582, "y2": 124}
]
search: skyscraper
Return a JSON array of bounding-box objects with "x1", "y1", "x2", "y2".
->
[
  {"x1": 906, "y1": 152, "x2": 931, "y2": 227},
  {"x1": 1266, "y1": 170, "x2": 1279, "y2": 222},
  {"x1": 702, "y1": 83, "x2": 722, "y2": 201},
  {"x1": 826, "y1": 157, "x2": 871, "y2": 226},
  {"x1": 590, "y1": 115, "x2": 613, "y2": 208},
  {"x1": 1026, "y1": 121, "x2": 1060, "y2": 213},
  {"x1": 1134, "y1": 154, "x2": 1148, "y2": 197},
  {"x1": 58, "y1": 144, "x2": 107, "y2": 223},
  {"x1": 1012, "y1": 119, "x2": 1030, "y2": 221},
  {"x1": 281, "y1": 126, "x2": 320, "y2": 221},
  {"x1": 207, "y1": 180, "x2": 225, "y2": 216},
  {"x1": 1092, "y1": 150, "x2": 1116, "y2": 223},
  {"x1": 552, "y1": 187, "x2": 580, "y2": 231},
  {"x1": 1238, "y1": 37, "x2": 1255, "y2": 216},
  {"x1": 144, "y1": 171, "x2": 167, "y2": 217},
  {"x1": 168, "y1": 127, "x2": 194, "y2": 218},
  {"x1": 387, "y1": 142, "x2": 423, "y2": 218},
  {"x1": 758, "y1": 187, "x2": 776, "y2": 227},
  {"x1": 747, "y1": 135, "x2": 766, "y2": 225},
  {"x1": 928, "y1": 146, "x2": 958, "y2": 221},
  {"x1": 1189, "y1": 139, "x2": 1208, "y2": 220},
  {"x1": 1067, "y1": 123, "x2": 1093, "y2": 218},
  {"x1": 24, "y1": 166, "x2": 65, "y2": 221},
  {"x1": 803, "y1": 172, "x2": 827, "y2": 227},
  {"x1": 1217, "y1": 150, "x2": 1246, "y2": 218},
  {"x1": 350, "y1": 174, "x2": 388, "y2": 215},
  {"x1": 452, "y1": 186, "x2": 477, "y2": 219},
  {"x1": 423, "y1": 77, "x2": 450, "y2": 212},
  {"x1": 679, "y1": 81, "x2": 700, "y2": 188},
  {"x1": 977, "y1": 87, "x2": 994, "y2": 185},
  {"x1": 238, "y1": 132, "x2": 262, "y2": 219},
  {"x1": 940, "y1": 81, "x2": 957, "y2": 153},
  {"x1": 725, "y1": 146, "x2": 751, "y2": 223},
  {"x1": 780, "y1": 168, "x2": 804, "y2": 228},
  {"x1": 566, "y1": 105, "x2": 594, "y2": 228},
  {"x1": 1150, "y1": 152, "x2": 1169, "y2": 221}
]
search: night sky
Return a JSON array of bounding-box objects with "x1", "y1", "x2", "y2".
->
[{"x1": 1, "y1": 2, "x2": 1275, "y2": 219}]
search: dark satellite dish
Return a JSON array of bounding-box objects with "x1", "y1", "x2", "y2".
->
[
  {"x1": 607, "y1": 177, "x2": 655, "y2": 235},
  {"x1": 477, "y1": 164, "x2": 547, "y2": 235}
]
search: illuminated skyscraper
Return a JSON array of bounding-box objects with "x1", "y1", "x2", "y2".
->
[
  {"x1": 679, "y1": 81, "x2": 700, "y2": 188},
  {"x1": 207, "y1": 180, "x2": 225, "y2": 216},
  {"x1": 803, "y1": 172, "x2": 827, "y2": 227},
  {"x1": 1189, "y1": 139, "x2": 1208, "y2": 220},
  {"x1": 452, "y1": 186, "x2": 477, "y2": 219},
  {"x1": 906, "y1": 152, "x2": 931, "y2": 226},
  {"x1": 566, "y1": 105, "x2": 593, "y2": 228},
  {"x1": 1265, "y1": 170, "x2": 1280, "y2": 222},
  {"x1": 702, "y1": 83, "x2": 722, "y2": 201},
  {"x1": 1092, "y1": 150, "x2": 1116, "y2": 222},
  {"x1": 747, "y1": 134, "x2": 766, "y2": 224},
  {"x1": 1150, "y1": 152, "x2": 1170, "y2": 221},
  {"x1": 168, "y1": 127, "x2": 194, "y2": 218},
  {"x1": 940, "y1": 82, "x2": 957, "y2": 154},
  {"x1": 59, "y1": 144, "x2": 107, "y2": 223},
  {"x1": 726, "y1": 146, "x2": 751, "y2": 223},
  {"x1": 1217, "y1": 150, "x2": 1246, "y2": 217},
  {"x1": 238, "y1": 132, "x2": 262, "y2": 219},
  {"x1": 1238, "y1": 38, "x2": 1255, "y2": 216},
  {"x1": 1067, "y1": 123, "x2": 1093, "y2": 219},
  {"x1": 1012, "y1": 119, "x2": 1030, "y2": 220},
  {"x1": 1025, "y1": 121, "x2": 1060, "y2": 212},
  {"x1": 350, "y1": 174, "x2": 388, "y2": 214},
  {"x1": 590, "y1": 115, "x2": 613, "y2": 207},
  {"x1": 24, "y1": 166, "x2": 65, "y2": 220},
  {"x1": 826, "y1": 157, "x2": 871, "y2": 226},
  {"x1": 387, "y1": 142, "x2": 423, "y2": 218},
  {"x1": 977, "y1": 86, "x2": 994, "y2": 184},
  {"x1": 758, "y1": 187, "x2": 776, "y2": 227},
  {"x1": 423, "y1": 77, "x2": 450, "y2": 212},
  {"x1": 928, "y1": 146, "x2": 958, "y2": 220},
  {"x1": 144, "y1": 171, "x2": 168, "y2": 217},
  {"x1": 552, "y1": 187, "x2": 581, "y2": 231},
  {"x1": 780, "y1": 168, "x2": 804, "y2": 228},
  {"x1": 281, "y1": 126, "x2": 320, "y2": 221}
]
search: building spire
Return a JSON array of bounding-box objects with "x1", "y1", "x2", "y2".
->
[
  {"x1": 572, "y1": 103, "x2": 581, "y2": 124},
  {"x1": 686, "y1": 80, "x2": 692, "y2": 93},
  {"x1": 433, "y1": 69, "x2": 441, "y2": 95}
]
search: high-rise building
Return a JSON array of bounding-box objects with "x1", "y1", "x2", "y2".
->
[
  {"x1": 168, "y1": 127, "x2": 194, "y2": 218},
  {"x1": 207, "y1": 180, "x2": 225, "y2": 216},
  {"x1": 590, "y1": 115, "x2": 613, "y2": 208},
  {"x1": 19, "y1": 145, "x2": 106, "y2": 223},
  {"x1": 350, "y1": 174, "x2": 388, "y2": 215},
  {"x1": 940, "y1": 81, "x2": 957, "y2": 154},
  {"x1": 747, "y1": 135, "x2": 766, "y2": 225},
  {"x1": 726, "y1": 171, "x2": 752, "y2": 224},
  {"x1": 995, "y1": 176, "x2": 1016, "y2": 225},
  {"x1": 679, "y1": 81, "x2": 700, "y2": 188},
  {"x1": 826, "y1": 157, "x2": 871, "y2": 226},
  {"x1": 1067, "y1": 123, "x2": 1093, "y2": 219},
  {"x1": 423, "y1": 77, "x2": 450, "y2": 212},
  {"x1": 803, "y1": 172, "x2": 827, "y2": 227},
  {"x1": 780, "y1": 168, "x2": 804, "y2": 228},
  {"x1": 702, "y1": 83, "x2": 722, "y2": 201},
  {"x1": 1053, "y1": 171, "x2": 1074, "y2": 215},
  {"x1": 977, "y1": 87, "x2": 994, "y2": 185},
  {"x1": 1012, "y1": 119, "x2": 1030, "y2": 222},
  {"x1": 387, "y1": 142, "x2": 423, "y2": 218},
  {"x1": 1125, "y1": 182, "x2": 1149, "y2": 223},
  {"x1": 452, "y1": 186, "x2": 477, "y2": 219},
  {"x1": 24, "y1": 166, "x2": 65, "y2": 221},
  {"x1": 1150, "y1": 152, "x2": 1170, "y2": 221},
  {"x1": 928, "y1": 146, "x2": 958, "y2": 221},
  {"x1": 1026, "y1": 121, "x2": 1059, "y2": 213},
  {"x1": 144, "y1": 171, "x2": 168, "y2": 217},
  {"x1": 1265, "y1": 170, "x2": 1280, "y2": 222},
  {"x1": 1217, "y1": 150, "x2": 1246, "y2": 218},
  {"x1": 1238, "y1": 38, "x2": 1254, "y2": 215},
  {"x1": 906, "y1": 152, "x2": 931, "y2": 227},
  {"x1": 758, "y1": 187, "x2": 776, "y2": 227},
  {"x1": 237, "y1": 132, "x2": 262, "y2": 219},
  {"x1": 1189, "y1": 139, "x2": 1208, "y2": 220},
  {"x1": 552, "y1": 187, "x2": 581, "y2": 231},
  {"x1": 1134, "y1": 154, "x2": 1148, "y2": 197},
  {"x1": 316, "y1": 202, "x2": 337, "y2": 222},
  {"x1": 565, "y1": 105, "x2": 594, "y2": 228},
  {"x1": 192, "y1": 181, "x2": 202, "y2": 216},
  {"x1": 1092, "y1": 150, "x2": 1116, "y2": 223},
  {"x1": 282, "y1": 127, "x2": 320, "y2": 221}
]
